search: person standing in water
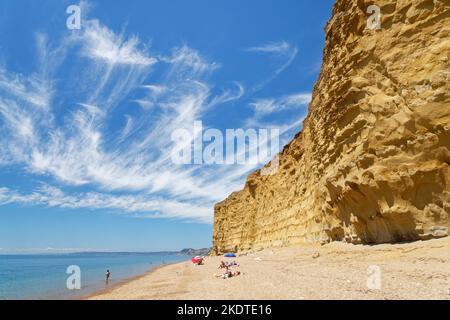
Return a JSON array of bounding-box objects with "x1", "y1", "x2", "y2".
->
[{"x1": 105, "y1": 270, "x2": 111, "y2": 284}]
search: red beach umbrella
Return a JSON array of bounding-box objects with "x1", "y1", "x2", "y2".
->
[{"x1": 191, "y1": 256, "x2": 203, "y2": 264}]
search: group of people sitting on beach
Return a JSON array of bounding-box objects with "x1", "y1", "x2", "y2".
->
[
  {"x1": 216, "y1": 260, "x2": 241, "y2": 279},
  {"x1": 192, "y1": 255, "x2": 241, "y2": 279},
  {"x1": 219, "y1": 260, "x2": 239, "y2": 268}
]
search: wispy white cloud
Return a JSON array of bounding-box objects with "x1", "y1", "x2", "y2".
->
[
  {"x1": 0, "y1": 68, "x2": 52, "y2": 110},
  {"x1": 0, "y1": 17, "x2": 307, "y2": 224},
  {"x1": 81, "y1": 20, "x2": 157, "y2": 66},
  {"x1": 250, "y1": 92, "x2": 311, "y2": 117},
  {"x1": 246, "y1": 41, "x2": 298, "y2": 92},
  {"x1": 159, "y1": 45, "x2": 220, "y2": 79},
  {"x1": 241, "y1": 92, "x2": 311, "y2": 155},
  {"x1": 0, "y1": 186, "x2": 213, "y2": 223},
  {"x1": 207, "y1": 82, "x2": 245, "y2": 108},
  {"x1": 0, "y1": 20, "x2": 234, "y2": 221},
  {"x1": 246, "y1": 41, "x2": 293, "y2": 55}
]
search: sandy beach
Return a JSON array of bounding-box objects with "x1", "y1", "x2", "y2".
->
[{"x1": 88, "y1": 237, "x2": 450, "y2": 300}]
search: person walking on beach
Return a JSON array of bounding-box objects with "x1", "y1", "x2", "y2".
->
[{"x1": 105, "y1": 270, "x2": 111, "y2": 284}]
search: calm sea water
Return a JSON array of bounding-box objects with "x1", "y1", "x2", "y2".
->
[{"x1": 0, "y1": 252, "x2": 189, "y2": 300}]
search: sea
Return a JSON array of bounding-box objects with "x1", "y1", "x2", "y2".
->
[{"x1": 0, "y1": 252, "x2": 189, "y2": 300}]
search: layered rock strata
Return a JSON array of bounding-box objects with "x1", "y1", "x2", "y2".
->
[{"x1": 213, "y1": 0, "x2": 450, "y2": 254}]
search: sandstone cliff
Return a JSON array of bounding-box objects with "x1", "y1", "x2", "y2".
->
[{"x1": 213, "y1": 0, "x2": 450, "y2": 254}]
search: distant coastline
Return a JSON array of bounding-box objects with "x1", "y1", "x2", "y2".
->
[{"x1": 178, "y1": 248, "x2": 211, "y2": 256}]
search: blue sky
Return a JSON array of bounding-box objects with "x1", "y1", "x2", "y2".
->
[{"x1": 0, "y1": 0, "x2": 334, "y2": 253}]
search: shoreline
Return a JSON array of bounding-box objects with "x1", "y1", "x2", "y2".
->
[
  {"x1": 81, "y1": 261, "x2": 185, "y2": 300},
  {"x1": 87, "y1": 237, "x2": 450, "y2": 300}
]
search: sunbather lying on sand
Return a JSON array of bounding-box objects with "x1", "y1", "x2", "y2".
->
[{"x1": 215, "y1": 267, "x2": 241, "y2": 279}]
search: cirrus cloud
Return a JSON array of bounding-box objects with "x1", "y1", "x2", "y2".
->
[{"x1": 0, "y1": 13, "x2": 309, "y2": 223}]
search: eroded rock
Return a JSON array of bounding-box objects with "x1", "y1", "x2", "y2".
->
[{"x1": 212, "y1": 0, "x2": 450, "y2": 254}]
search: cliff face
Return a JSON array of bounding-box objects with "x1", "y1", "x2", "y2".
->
[{"x1": 213, "y1": 0, "x2": 450, "y2": 254}]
